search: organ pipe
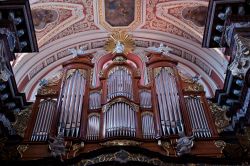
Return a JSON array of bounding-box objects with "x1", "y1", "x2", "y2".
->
[
  {"x1": 104, "y1": 102, "x2": 136, "y2": 138},
  {"x1": 57, "y1": 69, "x2": 86, "y2": 137},
  {"x1": 140, "y1": 90, "x2": 152, "y2": 108},
  {"x1": 142, "y1": 112, "x2": 155, "y2": 139},
  {"x1": 107, "y1": 66, "x2": 133, "y2": 100},
  {"x1": 154, "y1": 67, "x2": 184, "y2": 136},
  {"x1": 184, "y1": 96, "x2": 212, "y2": 138},
  {"x1": 31, "y1": 99, "x2": 57, "y2": 141},
  {"x1": 86, "y1": 114, "x2": 100, "y2": 140},
  {"x1": 89, "y1": 91, "x2": 101, "y2": 110}
]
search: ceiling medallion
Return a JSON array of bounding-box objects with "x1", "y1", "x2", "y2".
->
[{"x1": 105, "y1": 31, "x2": 135, "y2": 55}]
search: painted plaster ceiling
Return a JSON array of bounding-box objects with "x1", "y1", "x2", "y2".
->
[{"x1": 13, "y1": 0, "x2": 229, "y2": 101}]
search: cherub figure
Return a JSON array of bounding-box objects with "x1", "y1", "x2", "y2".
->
[
  {"x1": 176, "y1": 132, "x2": 194, "y2": 156},
  {"x1": 48, "y1": 132, "x2": 65, "y2": 161}
]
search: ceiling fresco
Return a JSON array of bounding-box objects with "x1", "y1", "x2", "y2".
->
[
  {"x1": 27, "y1": 0, "x2": 210, "y2": 47},
  {"x1": 13, "y1": 0, "x2": 228, "y2": 101},
  {"x1": 104, "y1": 0, "x2": 135, "y2": 27}
]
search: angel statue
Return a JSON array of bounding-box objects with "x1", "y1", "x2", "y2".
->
[
  {"x1": 48, "y1": 132, "x2": 65, "y2": 161},
  {"x1": 113, "y1": 41, "x2": 124, "y2": 53},
  {"x1": 176, "y1": 132, "x2": 194, "y2": 156},
  {"x1": 147, "y1": 43, "x2": 172, "y2": 55},
  {"x1": 68, "y1": 46, "x2": 85, "y2": 58}
]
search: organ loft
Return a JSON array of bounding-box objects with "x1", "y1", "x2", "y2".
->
[
  {"x1": 1, "y1": 0, "x2": 250, "y2": 165},
  {"x1": 21, "y1": 32, "x2": 222, "y2": 161}
]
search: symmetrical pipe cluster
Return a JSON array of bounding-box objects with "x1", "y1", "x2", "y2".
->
[
  {"x1": 107, "y1": 66, "x2": 133, "y2": 100},
  {"x1": 184, "y1": 96, "x2": 212, "y2": 138},
  {"x1": 104, "y1": 102, "x2": 136, "y2": 138},
  {"x1": 155, "y1": 68, "x2": 184, "y2": 135},
  {"x1": 86, "y1": 114, "x2": 100, "y2": 140},
  {"x1": 141, "y1": 112, "x2": 155, "y2": 139},
  {"x1": 31, "y1": 99, "x2": 56, "y2": 141},
  {"x1": 139, "y1": 90, "x2": 152, "y2": 108},
  {"x1": 89, "y1": 91, "x2": 101, "y2": 110},
  {"x1": 57, "y1": 70, "x2": 86, "y2": 137}
]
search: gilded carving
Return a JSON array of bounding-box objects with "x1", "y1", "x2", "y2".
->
[
  {"x1": 154, "y1": 67, "x2": 174, "y2": 78},
  {"x1": 12, "y1": 106, "x2": 32, "y2": 137},
  {"x1": 79, "y1": 150, "x2": 166, "y2": 166},
  {"x1": 105, "y1": 31, "x2": 135, "y2": 55},
  {"x1": 66, "y1": 69, "x2": 86, "y2": 79},
  {"x1": 161, "y1": 141, "x2": 170, "y2": 156},
  {"x1": 100, "y1": 140, "x2": 141, "y2": 147},
  {"x1": 37, "y1": 88, "x2": 58, "y2": 95},
  {"x1": 113, "y1": 56, "x2": 127, "y2": 62},
  {"x1": 99, "y1": 70, "x2": 104, "y2": 78},
  {"x1": 17, "y1": 145, "x2": 29, "y2": 158},
  {"x1": 214, "y1": 140, "x2": 226, "y2": 153},
  {"x1": 183, "y1": 78, "x2": 204, "y2": 92},
  {"x1": 208, "y1": 101, "x2": 230, "y2": 133}
]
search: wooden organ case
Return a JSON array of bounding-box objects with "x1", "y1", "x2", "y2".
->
[{"x1": 21, "y1": 52, "x2": 222, "y2": 161}]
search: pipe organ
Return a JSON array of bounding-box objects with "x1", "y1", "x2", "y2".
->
[
  {"x1": 22, "y1": 52, "x2": 222, "y2": 160},
  {"x1": 107, "y1": 66, "x2": 133, "y2": 100},
  {"x1": 154, "y1": 67, "x2": 184, "y2": 135},
  {"x1": 104, "y1": 101, "x2": 136, "y2": 138},
  {"x1": 184, "y1": 96, "x2": 212, "y2": 138},
  {"x1": 31, "y1": 99, "x2": 56, "y2": 141},
  {"x1": 86, "y1": 114, "x2": 100, "y2": 140},
  {"x1": 57, "y1": 69, "x2": 86, "y2": 137}
]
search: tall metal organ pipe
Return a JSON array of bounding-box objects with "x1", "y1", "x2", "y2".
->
[
  {"x1": 104, "y1": 102, "x2": 136, "y2": 138},
  {"x1": 184, "y1": 96, "x2": 212, "y2": 138},
  {"x1": 142, "y1": 112, "x2": 155, "y2": 139},
  {"x1": 31, "y1": 99, "x2": 57, "y2": 141},
  {"x1": 154, "y1": 67, "x2": 184, "y2": 136},
  {"x1": 57, "y1": 70, "x2": 86, "y2": 137},
  {"x1": 89, "y1": 92, "x2": 101, "y2": 110},
  {"x1": 140, "y1": 90, "x2": 152, "y2": 108},
  {"x1": 107, "y1": 66, "x2": 133, "y2": 100},
  {"x1": 86, "y1": 114, "x2": 100, "y2": 140}
]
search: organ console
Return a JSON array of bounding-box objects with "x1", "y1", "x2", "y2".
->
[{"x1": 21, "y1": 50, "x2": 222, "y2": 161}]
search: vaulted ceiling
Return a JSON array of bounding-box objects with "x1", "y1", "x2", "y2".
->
[{"x1": 13, "y1": 0, "x2": 228, "y2": 101}]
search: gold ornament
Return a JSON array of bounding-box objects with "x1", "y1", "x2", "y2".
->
[
  {"x1": 100, "y1": 140, "x2": 141, "y2": 147},
  {"x1": 105, "y1": 31, "x2": 134, "y2": 55}
]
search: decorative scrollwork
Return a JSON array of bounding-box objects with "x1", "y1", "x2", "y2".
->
[
  {"x1": 100, "y1": 140, "x2": 141, "y2": 147},
  {"x1": 66, "y1": 69, "x2": 87, "y2": 79},
  {"x1": 214, "y1": 140, "x2": 226, "y2": 153},
  {"x1": 17, "y1": 145, "x2": 29, "y2": 158},
  {"x1": 78, "y1": 150, "x2": 166, "y2": 166},
  {"x1": 12, "y1": 106, "x2": 32, "y2": 137},
  {"x1": 154, "y1": 67, "x2": 174, "y2": 78},
  {"x1": 113, "y1": 56, "x2": 127, "y2": 62},
  {"x1": 37, "y1": 88, "x2": 58, "y2": 95},
  {"x1": 208, "y1": 101, "x2": 230, "y2": 133}
]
